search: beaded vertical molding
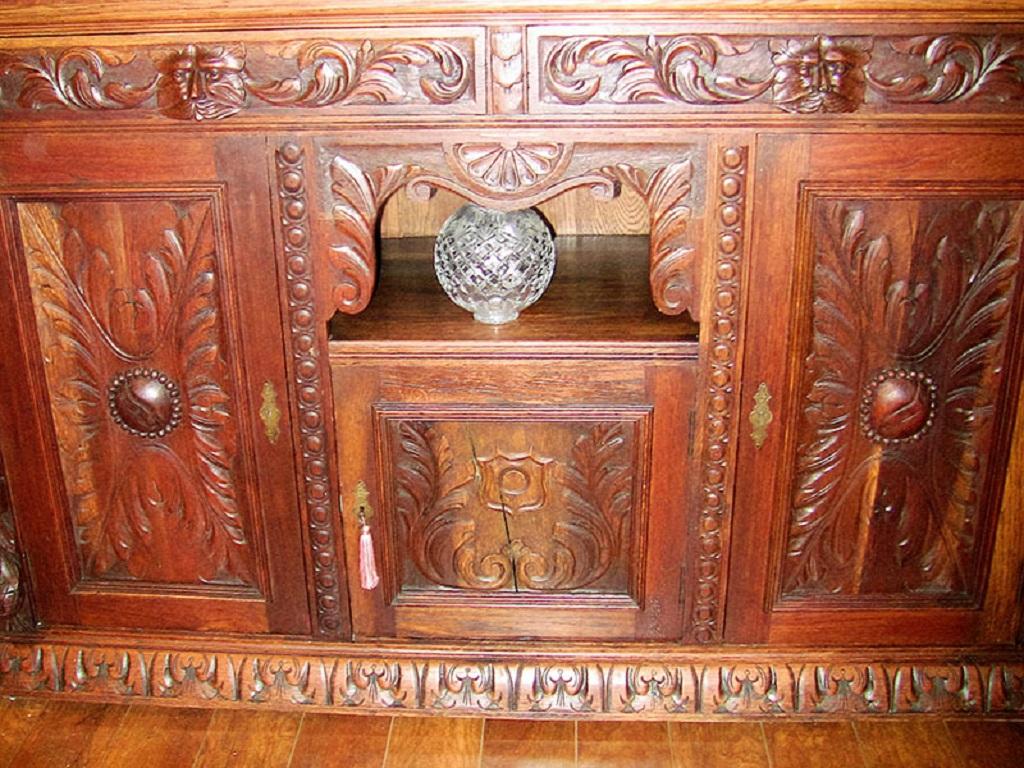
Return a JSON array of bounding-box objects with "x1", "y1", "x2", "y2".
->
[
  {"x1": 692, "y1": 145, "x2": 748, "y2": 643},
  {"x1": 275, "y1": 143, "x2": 345, "y2": 637}
]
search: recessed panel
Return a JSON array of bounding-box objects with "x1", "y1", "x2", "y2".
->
[
  {"x1": 780, "y1": 193, "x2": 1024, "y2": 607},
  {"x1": 376, "y1": 408, "x2": 652, "y2": 605},
  {"x1": 17, "y1": 196, "x2": 261, "y2": 592}
]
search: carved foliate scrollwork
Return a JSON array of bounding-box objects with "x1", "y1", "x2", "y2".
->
[
  {"x1": 391, "y1": 420, "x2": 635, "y2": 593},
  {"x1": 867, "y1": 35, "x2": 1024, "y2": 104},
  {"x1": 541, "y1": 32, "x2": 1024, "y2": 113},
  {"x1": 19, "y1": 199, "x2": 254, "y2": 586},
  {"x1": 784, "y1": 198, "x2": 1024, "y2": 599},
  {"x1": 0, "y1": 37, "x2": 474, "y2": 120},
  {"x1": 1, "y1": 640, "x2": 1023, "y2": 717}
]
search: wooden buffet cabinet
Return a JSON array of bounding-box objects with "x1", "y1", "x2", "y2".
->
[{"x1": 1, "y1": 0, "x2": 1024, "y2": 719}]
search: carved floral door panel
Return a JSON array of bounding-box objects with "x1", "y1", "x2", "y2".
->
[
  {"x1": 727, "y1": 133, "x2": 1024, "y2": 646},
  {"x1": 332, "y1": 356, "x2": 694, "y2": 641},
  {"x1": 0, "y1": 135, "x2": 311, "y2": 633}
]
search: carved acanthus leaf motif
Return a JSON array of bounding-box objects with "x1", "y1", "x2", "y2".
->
[
  {"x1": 784, "y1": 199, "x2": 1024, "y2": 598},
  {"x1": 329, "y1": 156, "x2": 421, "y2": 315},
  {"x1": 0, "y1": 47, "x2": 156, "y2": 110},
  {"x1": 248, "y1": 39, "x2": 470, "y2": 107},
  {"x1": 598, "y1": 159, "x2": 698, "y2": 316},
  {"x1": 1, "y1": 38, "x2": 472, "y2": 119},
  {"x1": 392, "y1": 421, "x2": 633, "y2": 592},
  {"x1": 20, "y1": 200, "x2": 254, "y2": 585},
  {"x1": 393, "y1": 422, "x2": 476, "y2": 588},
  {"x1": 545, "y1": 35, "x2": 773, "y2": 106},
  {"x1": 867, "y1": 35, "x2": 1024, "y2": 103}
]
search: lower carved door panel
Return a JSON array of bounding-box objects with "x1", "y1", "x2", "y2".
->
[
  {"x1": 0, "y1": 134, "x2": 311, "y2": 634},
  {"x1": 332, "y1": 354, "x2": 695, "y2": 640},
  {"x1": 727, "y1": 133, "x2": 1024, "y2": 646}
]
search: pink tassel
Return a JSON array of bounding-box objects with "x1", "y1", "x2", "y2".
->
[{"x1": 359, "y1": 523, "x2": 380, "y2": 590}]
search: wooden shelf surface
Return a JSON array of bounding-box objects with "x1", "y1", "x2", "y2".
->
[{"x1": 329, "y1": 235, "x2": 699, "y2": 353}]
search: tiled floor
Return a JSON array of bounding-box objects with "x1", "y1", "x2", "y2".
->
[{"x1": 0, "y1": 698, "x2": 1021, "y2": 767}]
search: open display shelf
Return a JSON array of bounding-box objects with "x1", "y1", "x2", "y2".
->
[{"x1": 329, "y1": 235, "x2": 699, "y2": 351}]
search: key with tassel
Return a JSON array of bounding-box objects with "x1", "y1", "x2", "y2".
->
[{"x1": 354, "y1": 481, "x2": 380, "y2": 590}]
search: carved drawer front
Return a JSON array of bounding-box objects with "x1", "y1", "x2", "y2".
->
[
  {"x1": 0, "y1": 136, "x2": 312, "y2": 634},
  {"x1": 0, "y1": 28, "x2": 485, "y2": 122},
  {"x1": 528, "y1": 25, "x2": 1024, "y2": 117},
  {"x1": 728, "y1": 132, "x2": 1024, "y2": 646},
  {"x1": 333, "y1": 357, "x2": 695, "y2": 641}
]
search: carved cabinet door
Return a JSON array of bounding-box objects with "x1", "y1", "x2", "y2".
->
[
  {"x1": 0, "y1": 134, "x2": 312, "y2": 634},
  {"x1": 332, "y1": 354, "x2": 695, "y2": 641},
  {"x1": 726, "y1": 134, "x2": 1024, "y2": 646}
]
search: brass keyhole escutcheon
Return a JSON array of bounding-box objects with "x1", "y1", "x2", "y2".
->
[
  {"x1": 750, "y1": 382, "x2": 773, "y2": 449},
  {"x1": 259, "y1": 380, "x2": 281, "y2": 444}
]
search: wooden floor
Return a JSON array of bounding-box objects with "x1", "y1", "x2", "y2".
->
[{"x1": 0, "y1": 699, "x2": 1022, "y2": 767}]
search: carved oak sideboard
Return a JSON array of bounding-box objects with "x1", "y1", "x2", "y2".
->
[{"x1": 1, "y1": 0, "x2": 1024, "y2": 719}]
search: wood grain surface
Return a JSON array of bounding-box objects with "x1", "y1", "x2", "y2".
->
[{"x1": 0, "y1": 702, "x2": 1019, "y2": 767}]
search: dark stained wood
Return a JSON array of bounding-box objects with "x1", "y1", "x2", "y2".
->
[
  {"x1": 332, "y1": 350, "x2": 695, "y2": 641},
  {"x1": 289, "y1": 713, "x2": 391, "y2": 768},
  {"x1": 577, "y1": 721, "x2": 673, "y2": 767},
  {"x1": 0, "y1": 134, "x2": 312, "y2": 636},
  {"x1": 330, "y1": 236, "x2": 699, "y2": 345},
  {"x1": 193, "y1": 710, "x2": 303, "y2": 768},
  {"x1": 854, "y1": 720, "x2": 960, "y2": 768},
  {"x1": 481, "y1": 719, "x2": 575, "y2": 768},
  {"x1": 668, "y1": 723, "x2": 769, "y2": 768},
  {"x1": 945, "y1": 720, "x2": 1024, "y2": 768},
  {"x1": 763, "y1": 723, "x2": 866, "y2": 768},
  {"x1": 1, "y1": 0, "x2": 1024, "y2": 730},
  {"x1": 726, "y1": 132, "x2": 1024, "y2": 647},
  {"x1": 6, "y1": 701, "x2": 127, "y2": 768},
  {"x1": 385, "y1": 717, "x2": 482, "y2": 768}
]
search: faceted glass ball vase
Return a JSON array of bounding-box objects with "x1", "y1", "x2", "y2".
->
[{"x1": 434, "y1": 204, "x2": 556, "y2": 325}]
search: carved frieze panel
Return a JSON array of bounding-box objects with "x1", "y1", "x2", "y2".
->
[
  {"x1": 2, "y1": 640, "x2": 1023, "y2": 718},
  {"x1": 324, "y1": 142, "x2": 701, "y2": 317},
  {"x1": 16, "y1": 196, "x2": 260, "y2": 588},
  {"x1": 533, "y1": 30, "x2": 1024, "y2": 114},
  {"x1": 377, "y1": 410, "x2": 650, "y2": 599},
  {"x1": 0, "y1": 31, "x2": 482, "y2": 120},
  {"x1": 782, "y1": 193, "x2": 1024, "y2": 603}
]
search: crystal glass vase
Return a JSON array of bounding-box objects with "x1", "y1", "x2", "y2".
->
[{"x1": 433, "y1": 204, "x2": 556, "y2": 325}]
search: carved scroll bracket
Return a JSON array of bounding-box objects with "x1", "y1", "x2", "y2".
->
[{"x1": 326, "y1": 141, "x2": 701, "y2": 318}]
